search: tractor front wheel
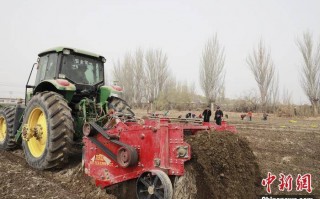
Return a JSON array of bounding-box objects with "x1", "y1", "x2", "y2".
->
[
  {"x1": 0, "y1": 107, "x2": 17, "y2": 150},
  {"x1": 22, "y1": 92, "x2": 74, "y2": 169}
]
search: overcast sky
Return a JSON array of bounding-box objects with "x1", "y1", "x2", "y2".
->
[{"x1": 0, "y1": 0, "x2": 319, "y2": 104}]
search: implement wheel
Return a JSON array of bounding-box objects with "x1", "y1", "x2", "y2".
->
[
  {"x1": 136, "y1": 170, "x2": 173, "y2": 199},
  {"x1": 22, "y1": 92, "x2": 74, "y2": 169},
  {"x1": 0, "y1": 107, "x2": 17, "y2": 150}
]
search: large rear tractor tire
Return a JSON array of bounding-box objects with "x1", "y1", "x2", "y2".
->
[
  {"x1": 0, "y1": 107, "x2": 17, "y2": 150},
  {"x1": 22, "y1": 92, "x2": 74, "y2": 169}
]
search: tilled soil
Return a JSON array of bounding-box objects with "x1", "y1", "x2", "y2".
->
[
  {"x1": 0, "y1": 149, "x2": 116, "y2": 199},
  {"x1": 1, "y1": 114, "x2": 318, "y2": 198},
  {"x1": 235, "y1": 119, "x2": 320, "y2": 196},
  {"x1": 0, "y1": 151, "x2": 75, "y2": 199},
  {"x1": 181, "y1": 131, "x2": 261, "y2": 198},
  {"x1": 0, "y1": 131, "x2": 261, "y2": 199}
]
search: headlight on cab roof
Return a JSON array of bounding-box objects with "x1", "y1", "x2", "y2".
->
[
  {"x1": 58, "y1": 74, "x2": 66, "y2": 79},
  {"x1": 63, "y1": 49, "x2": 71, "y2": 55}
]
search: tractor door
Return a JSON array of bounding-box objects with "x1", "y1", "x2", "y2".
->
[
  {"x1": 35, "y1": 53, "x2": 58, "y2": 85},
  {"x1": 25, "y1": 53, "x2": 59, "y2": 104}
]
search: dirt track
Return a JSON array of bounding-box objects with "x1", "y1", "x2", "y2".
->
[{"x1": 0, "y1": 113, "x2": 319, "y2": 198}]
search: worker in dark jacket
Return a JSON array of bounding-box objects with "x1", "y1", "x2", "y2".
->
[
  {"x1": 214, "y1": 106, "x2": 223, "y2": 125},
  {"x1": 202, "y1": 106, "x2": 211, "y2": 122}
]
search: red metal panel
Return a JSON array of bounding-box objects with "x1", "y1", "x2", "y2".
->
[
  {"x1": 159, "y1": 119, "x2": 169, "y2": 168},
  {"x1": 83, "y1": 118, "x2": 236, "y2": 188}
]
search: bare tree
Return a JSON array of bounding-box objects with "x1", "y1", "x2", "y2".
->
[
  {"x1": 238, "y1": 89, "x2": 259, "y2": 112},
  {"x1": 297, "y1": 32, "x2": 320, "y2": 115},
  {"x1": 281, "y1": 88, "x2": 294, "y2": 116},
  {"x1": 199, "y1": 34, "x2": 225, "y2": 108},
  {"x1": 158, "y1": 75, "x2": 175, "y2": 105},
  {"x1": 269, "y1": 72, "x2": 279, "y2": 112},
  {"x1": 145, "y1": 49, "x2": 169, "y2": 105},
  {"x1": 216, "y1": 85, "x2": 226, "y2": 105},
  {"x1": 132, "y1": 49, "x2": 145, "y2": 106},
  {"x1": 155, "y1": 77, "x2": 198, "y2": 110},
  {"x1": 188, "y1": 81, "x2": 197, "y2": 103},
  {"x1": 282, "y1": 88, "x2": 292, "y2": 106},
  {"x1": 113, "y1": 48, "x2": 169, "y2": 110},
  {"x1": 112, "y1": 53, "x2": 135, "y2": 104},
  {"x1": 113, "y1": 59, "x2": 122, "y2": 85},
  {"x1": 247, "y1": 39, "x2": 276, "y2": 112}
]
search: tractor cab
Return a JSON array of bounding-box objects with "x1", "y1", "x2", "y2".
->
[
  {"x1": 26, "y1": 47, "x2": 106, "y2": 103},
  {"x1": 0, "y1": 46, "x2": 133, "y2": 172}
]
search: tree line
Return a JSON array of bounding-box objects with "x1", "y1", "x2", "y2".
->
[
  {"x1": 112, "y1": 49, "x2": 197, "y2": 111},
  {"x1": 113, "y1": 32, "x2": 320, "y2": 116}
]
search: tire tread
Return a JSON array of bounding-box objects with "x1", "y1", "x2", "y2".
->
[
  {"x1": 22, "y1": 91, "x2": 74, "y2": 169},
  {"x1": 0, "y1": 106, "x2": 17, "y2": 150}
]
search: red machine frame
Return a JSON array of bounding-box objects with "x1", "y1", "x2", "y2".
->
[{"x1": 83, "y1": 118, "x2": 236, "y2": 188}]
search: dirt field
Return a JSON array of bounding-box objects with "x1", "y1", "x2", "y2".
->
[
  {"x1": 229, "y1": 113, "x2": 320, "y2": 196},
  {"x1": 180, "y1": 131, "x2": 261, "y2": 198},
  {"x1": 0, "y1": 111, "x2": 319, "y2": 198}
]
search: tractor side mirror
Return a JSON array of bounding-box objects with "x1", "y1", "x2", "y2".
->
[{"x1": 36, "y1": 57, "x2": 40, "y2": 69}]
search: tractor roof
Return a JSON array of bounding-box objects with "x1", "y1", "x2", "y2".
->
[{"x1": 38, "y1": 46, "x2": 102, "y2": 58}]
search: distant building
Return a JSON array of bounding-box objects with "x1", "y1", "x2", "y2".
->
[{"x1": 0, "y1": 98, "x2": 24, "y2": 106}]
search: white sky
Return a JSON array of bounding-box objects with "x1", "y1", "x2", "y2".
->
[{"x1": 0, "y1": 0, "x2": 319, "y2": 104}]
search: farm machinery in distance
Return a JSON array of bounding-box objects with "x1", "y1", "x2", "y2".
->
[{"x1": 0, "y1": 47, "x2": 236, "y2": 198}]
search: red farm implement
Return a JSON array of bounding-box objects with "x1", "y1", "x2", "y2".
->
[
  {"x1": 0, "y1": 47, "x2": 254, "y2": 199},
  {"x1": 83, "y1": 116, "x2": 236, "y2": 198}
]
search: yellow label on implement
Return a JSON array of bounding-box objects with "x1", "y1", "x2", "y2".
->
[{"x1": 91, "y1": 154, "x2": 111, "y2": 166}]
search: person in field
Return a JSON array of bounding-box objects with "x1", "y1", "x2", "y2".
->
[
  {"x1": 262, "y1": 112, "x2": 268, "y2": 120},
  {"x1": 248, "y1": 111, "x2": 253, "y2": 121},
  {"x1": 202, "y1": 106, "x2": 212, "y2": 122},
  {"x1": 214, "y1": 106, "x2": 223, "y2": 125}
]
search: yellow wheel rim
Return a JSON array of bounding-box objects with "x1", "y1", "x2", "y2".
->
[
  {"x1": 27, "y1": 108, "x2": 48, "y2": 157},
  {"x1": 0, "y1": 116, "x2": 7, "y2": 142}
]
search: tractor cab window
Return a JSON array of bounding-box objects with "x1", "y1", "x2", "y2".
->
[
  {"x1": 45, "y1": 54, "x2": 58, "y2": 79},
  {"x1": 35, "y1": 53, "x2": 58, "y2": 85},
  {"x1": 61, "y1": 54, "x2": 104, "y2": 85},
  {"x1": 35, "y1": 55, "x2": 48, "y2": 85}
]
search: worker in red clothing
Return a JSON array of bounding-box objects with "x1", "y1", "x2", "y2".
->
[{"x1": 247, "y1": 111, "x2": 253, "y2": 121}]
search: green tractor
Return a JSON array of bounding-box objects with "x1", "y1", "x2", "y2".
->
[{"x1": 0, "y1": 47, "x2": 133, "y2": 169}]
